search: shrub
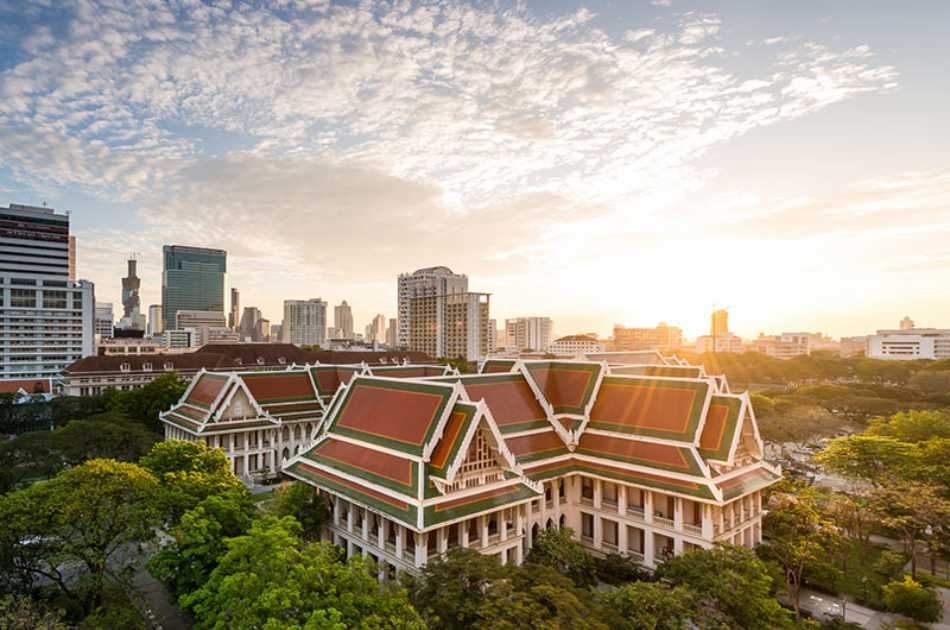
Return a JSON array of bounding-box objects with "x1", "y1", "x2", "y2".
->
[{"x1": 882, "y1": 576, "x2": 942, "y2": 623}]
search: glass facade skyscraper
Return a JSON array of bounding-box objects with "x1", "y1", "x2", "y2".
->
[{"x1": 162, "y1": 245, "x2": 227, "y2": 332}]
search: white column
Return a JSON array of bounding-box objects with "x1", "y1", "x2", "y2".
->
[
  {"x1": 673, "y1": 536, "x2": 684, "y2": 555},
  {"x1": 702, "y1": 504, "x2": 713, "y2": 540},
  {"x1": 644, "y1": 530, "x2": 655, "y2": 567},
  {"x1": 347, "y1": 505, "x2": 354, "y2": 533},
  {"x1": 460, "y1": 520, "x2": 470, "y2": 548},
  {"x1": 512, "y1": 541, "x2": 523, "y2": 566},
  {"x1": 396, "y1": 525, "x2": 405, "y2": 558},
  {"x1": 438, "y1": 527, "x2": 448, "y2": 554},
  {"x1": 618, "y1": 486, "x2": 627, "y2": 516},
  {"x1": 480, "y1": 516, "x2": 489, "y2": 548},
  {"x1": 644, "y1": 491, "x2": 654, "y2": 524},
  {"x1": 346, "y1": 539, "x2": 354, "y2": 559},
  {"x1": 593, "y1": 479, "x2": 602, "y2": 510},
  {"x1": 361, "y1": 509, "x2": 369, "y2": 541},
  {"x1": 333, "y1": 498, "x2": 341, "y2": 526},
  {"x1": 515, "y1": 504, "x2": 524, "y2": 538},
  {"x1": 674, "y1": 498, "x2": 684, "y2": 532},
  {"x1": 500, "y1": 511, "x2": 509, "y2": 542},
  {"x1": 414, "y1": 533, "x2": 427, "y2": 567},
  {"x1": 378, "y1": 518, "x2": 386, "y2": 552},
  {"x1": 619, "y1": 522, "x2": 628, "y2": 553},
  {"x1": 593, "y1": 516, "x2": 603, "y2": 548}
]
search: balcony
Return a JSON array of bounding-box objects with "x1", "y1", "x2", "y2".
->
[
  {"x1": 384, "y1": 542, "x2": 396, "y2": 556},
  {"x1": 684, "y1": 523, "x2": 702, "y2": 536},
  {"x1": 602, "y1": 498, "x2": 618, "y2": 511},
  {"x1": 653, "y1": 514, "x2": 674, "y2": 529},
  {"x1": 626, "y1": 550, "x2": 644, "y2": 562},
  {"x1": 627, "y1": 505, "x2": 645, "y2": 519}
]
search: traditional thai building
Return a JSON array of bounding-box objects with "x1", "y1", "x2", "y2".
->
[
  {"x1": 160, "y1": 363, "x2": 456, "y2": 481},
  {"x1": 284, "y1": 359, "x2": 779, "y2": 579}
]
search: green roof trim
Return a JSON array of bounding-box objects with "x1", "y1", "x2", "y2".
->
[
  {"x1": 424, "y1": 483, "x2": 539, "y2": 526},
  {"x1": 428, "y1": 402, "x2": 478, "y2": 480},
  {"x1": 719, "y1": 467, "x2": 780, "y2": 501},
  {"x1": 525, "y1": 361, "x2": 602, "y2": 416},
  {"x1": 574, "y1": 441, "x2": 704, "y2": 476},
  {"x1": 307, "y1": 449, "x2": 419, "y2": 499},
  {"x1": 699, "y1": 396, "x2": 743, "y2": 462},
  {"x1": 525, "y1": 460, "x2": 716, "y2": 500}
]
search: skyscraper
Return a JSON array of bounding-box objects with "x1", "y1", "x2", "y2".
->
[
  {"x1": 162, "y1": 245, "x2": 227, "y2": 332},
  {"x1": 95, "y1": 303, "x2": 114, "y2": 340},
  {"x1": 504, "y1": 317, "x2": 553, "y2": 352},
  {"x1": 229, "y1": 287, "x2": 240, "y2": 331},
  {"x1": 410, "y1": 292, "x2": 490, "y2": 361},
  {"x1": 334, "y1": 300, "x2": 354, "y2": 339},
  {"x1": 0, "y1": 203, "x2": 95, "y2": 379},
  {"x1": 282, "y1": 299, "x2": 327, "y2": 347},
  {"x1": 397, "y1": 266, "x2": 468, "y2": 348},
  {"x1": 386, "y1": 317, "x2": 398, "y2": 347},
  {"x1": 239, "y1": 306, "x2": 263, "y2": 342},
  {"x1": 147, "y1": 304, "x2": 163, "y2": 337},
  {"x1": 365, "y1": 313, "x2": 386, "y2": 343},
  {"x1": 711, "y1": 308, "x2": 729, "y2": 337},
  {"x1": 118, "y1": 257, "x2": 146, "y2": 330}
]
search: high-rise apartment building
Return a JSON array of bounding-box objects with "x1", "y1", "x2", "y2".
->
[
  {"x1": 95, "y1": 303, "x2": 114, "y2": 340},
  {"x1": 505, "y1": 317, "x2": 553, "y2": 352},
  {"x1": 176, "y1": 310, "x2": 228, "y2": 346},
  {"x1": 147, "y1": 304, "x2": 163, "y2": 337},
  {"x1": 118, "y1": 257, "x2": 146, "y2": 330},
  {"x1": 611, "y1": 322, "x2": 683, "y2": 352},
  {"x1": 397, "y1": 266, "x2": 468, "y2": 348},
  {"x1": 900, "y1": 316, "x2": 915, "y2": 330},
  {"x1": 282, "y1": 299, "x2": 327, "y2": 347},
  {"x1": 386, "y1": 318, "x2": 398, "y2": 347},
  {"x1": 229, "y1": 287, "x2": 240, "y2": 331},
  {"x1": 239, "y1": 307, "x2": 263, "y2": 342},
  {"x1": 711, "y1": 309, "x2": 729, "y2": 337},
  {"x1": 0, "y1": 203, "x2": 95, "y2": 379},
  {"x1": 365, "y1": 313, "x2": 386, "y2": 343},
  {"x1": 162, "y1": 245, "x2": 227, "y2": 332},
  {"x1": 258, "y1": 318, "x2": 270, "y2": 343},
  {"x1": 334, "y1": 300, "x2": 354, "y2": 339},
  {"x1": 410, "y1": 292, "x2": 490, "y2": 361}
]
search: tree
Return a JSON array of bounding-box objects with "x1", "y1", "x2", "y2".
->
[
  {"x1": 868, "y1": 409, "x2": 950, "y2": 443},
  {"x1": 141, "y1": 440, "x2": 246, "y2": 525},
  {"x1": 594, "y1": 552, "x2": 651, "y2": 585},
  {"x1": 0, "y1": 596, "x2": 67, "y2": 630},
  {"x1": 761, "y1": 492, "x2": 842, "y2": 618},
  {"x1": 183, "y1": 516, "x2": 424, "y2": 629},
  {"x1": 656, "y1": 545, "x2": 793, "y2": 630},
  {"x1": 0, "y1": 460, "x2": 161, "y2": 615},
  {"x1": 596, "y1": 582, "x2": 695, "y2": 630},
  {"x1": 51, "y1": 413, "x2": 158, "y2": 466},
  {"x1": 148, "y1": 490, "x2": 255, "y2": 599},
  {"x1": 407, "y1": 547, "x2": 505, "y2": 630},
  {"x1": 272, "y1": 481, "x2": 330, "y2": 540},
  {"x1": 814, "y1": 435, "x2": 915, "y2": 486},
  {"x1": 474, "y1": 564, "x2": 605, "y2": 630},
  {"x1": 871, "y1": 481, "x2": 950, "y2": 579},
  {"x1": 525, "y1": 527, "x2": 597, "y2": 588},
  {"x1": 881, "y1": 576, "x2": 943, "y2": 623},
  {"x1": 113, "y1": 372, "x2": 186, "y2": 431},
  {"x1": 0, "y1": 430, "x2": 61, "y2": 492}
]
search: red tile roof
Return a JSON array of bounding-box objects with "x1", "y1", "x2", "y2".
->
[
  {"x1": 524, "y1": 362, "x2": 601, "y2": 415},
  {"x1": 460, "y1": 374, "x2": 548, "y2": 433},
  {"x1": 0, "y1": 378, "x2": 50, "y2": 394},
  {"x1": 588, "y1": 376, "x2": 708, "y2": 442},
  {"x1": 241, "y1": 371, "x2": 316, "y2": 404}
]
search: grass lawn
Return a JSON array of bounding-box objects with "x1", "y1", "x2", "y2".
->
[{"x1": 805, "y1": 539, "x2": 908, "y2": 610}]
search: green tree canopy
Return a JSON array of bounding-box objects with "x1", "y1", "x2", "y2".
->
[
  {"x1": 814, "y1": 435, "x2": 916, "y2": 485},
  {"x1": 51, "y1": 413, "x2": 158, "y2": 466},
  {"x1": 111, "y1": 371, "x2": 186, "y2": 431},
  {"x1": 148, "y1": 490, "x2": 256, "y2": 600},
  {"x1": 596, "y1": 581, "x2": 695, "y2": 630},
  {"x1": 0, "y1": 460, "x2": 162, "y2": 615},
  {"x1": 406, "y1": 547, "x2": 506, "y2": 630},
  {"x1": 525, "y1": 526, "x2": 597, "y2": 588},
  {"x1": 272, "y1": 481, "x2": 330, "y2": 540},
  {"x1": 882, "y1": 576, "x2": 943, "y2": 623},
  {"x1": 656, "y1": 545, "x2": 793, "y2": 630},
  {"x1": 184, "y1": 516, "x2": 424, "y2": 629},
  {"x1": 867, "y1": 409, "x2": 950, "y2": 442}
]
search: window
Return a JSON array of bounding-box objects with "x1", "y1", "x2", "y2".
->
[
  {"x1": 602, "y1": 482, "x2": 618, "y2": 505},
  {"x1": 581, "y1": 513, "x2": 594, "y2": 539},
  {"x1": 602, "y1": 519, "x2": 618, "y2": 546},
  {"x1": 120, "y1": 362, "x2": 131, "y2": 372},
  {"x1": 10, "y1": 289, "x2": 35, "y2": 308},
  {"x1": 164, "y1": 362, "x2": 174, "y2": 370},
  {"x1": 581, "y1": 477, "x2": 594, "y2": 501},
  {"x1": 142, "y1": 362, "x2": 153, "y2": 371},
  {"x1": 42, "y1": 291, "x2": 67, "y2": 309}
]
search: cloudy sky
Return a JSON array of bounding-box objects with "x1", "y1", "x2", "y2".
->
[{"x1": 1, "y1": 0, "x2": 947, "y2": 340}]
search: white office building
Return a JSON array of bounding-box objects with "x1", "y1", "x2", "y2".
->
[
  {"x1": 282, "y1": 299, "x2": 327, "y2": 347},
  {"x1": 867, "y1": 328, "x2": 950, "y2": 360},
  {"x1": 95, "y1": 303, "x2": 114, "y2": 340},
  {"x1": 397, "y1": 266, "x2": 468, "y2": 348},
  {"x1": 0, "y1": 204, "x2": 96, "y2": 380},
  {"x1": 505, "y1": 317, "x2": 553, "y2": 352}
]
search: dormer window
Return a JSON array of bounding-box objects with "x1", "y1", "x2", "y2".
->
[
  {"x1": 163, "y1": 362, "x2": 174, "y2": 371},
  {"x1": 277, "y1": 357, "x2": 286, "y2": 365},
  {"x1": 120, "y1": 362, "x2": 131, "y2": 373},
  {"x1": 142, "y1": 362, "x2": 153, "y2": 372},
  {"x1": 256, "y1": 357, "x2": 265, "y2": 365},
  {"x1": 234, "y1": 358, "x2": 243, "y2": 365}
]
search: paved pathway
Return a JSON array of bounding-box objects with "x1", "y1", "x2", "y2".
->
[{"x1": 796, "y1": 587, "x2": 898, "y2": 628}]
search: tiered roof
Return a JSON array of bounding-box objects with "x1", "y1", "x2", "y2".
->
[
  {"x1": 286, "y1": 359, "x2": 779, "y2": 530},
  {"x1": 286, "y1": 375, "x2": 538, "y2": 530}
]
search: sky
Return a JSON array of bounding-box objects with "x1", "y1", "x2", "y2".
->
[{"x1": 0, "y1": 0, "x2": 947, "y2": 340}]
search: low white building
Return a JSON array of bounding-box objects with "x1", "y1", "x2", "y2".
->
[
  {"x1": 867, "y1": 328, "x2": 950, "y2": 360},
  {"x1": 548, "y1": 334, "x2": 604, "y2": 355}
]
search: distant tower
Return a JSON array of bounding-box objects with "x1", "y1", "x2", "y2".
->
[
  {"x1": 118, "y1": 256, "x2": 146, "y2": 330},
  {"x1": 711, "y1": 308, "x2": 729, "y2": 337},
  {"x1": 229, "y1": 287, "x2": 240, "y2": 330},
  {"x1": 900, "y1": 316, "x2": 915, "y2": 330}
]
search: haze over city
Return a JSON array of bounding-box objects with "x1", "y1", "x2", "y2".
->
[{"x1": 1, "y1": 0, "x2": 948, "y2": 338}]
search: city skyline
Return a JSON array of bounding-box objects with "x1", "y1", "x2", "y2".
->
[{"x1": 1, "y1": 2, "x2": 948, "y2": 339}]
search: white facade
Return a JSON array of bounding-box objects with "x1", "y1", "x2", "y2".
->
[
  {"x1": 95, "y1": 302, "x2": 114, "y2": 340},
  {"x1": 397, "y1": 266, "x2": 468, "y2": 348},
  {"x1": 0, "y1": 204, "x2": 96, "y2": 380},
  {"x1": 867, "y1": 328, "x2": 950, "y2": 360},
  {"x1": 334, "y1": 301, "x2": 354, "y2": 339},
  {"x1": 365, "y1": 313, "x2": 386, "y2": 343},
  {"x1": 548, "y1": 335, "x2": 604, "y2": 355},
  {"x1": 505, "y1": 317, "x2": 553, "y2": 352},
  {"x1": 283, "y1": 299, "x2": 327, "y2": 347},
  {"x1": 695, "y1": 333, "x2": 744, "y2": 354},
  {"x1": 147, "y1": 304, "x2": 163, "y2": 337}
]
